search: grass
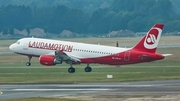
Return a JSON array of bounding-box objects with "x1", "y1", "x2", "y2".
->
[
  {"x1": 0, "y1": 60, "x2": 180, "y2": 83},
  {"x1": 1, "y1": 61, "x2": 180, "y2": 101}
]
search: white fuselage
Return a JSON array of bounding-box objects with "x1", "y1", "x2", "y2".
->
[{"x1": 9, "y1": 38, "x2": 130, "y2": 59}]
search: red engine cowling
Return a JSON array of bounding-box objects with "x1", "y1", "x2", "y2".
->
[{"x1": 39, "y1": 55, "x2": 55, "y2": 66}]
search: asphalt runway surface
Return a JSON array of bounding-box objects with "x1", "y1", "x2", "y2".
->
[
  {"x1": 0, "y1": 50, "x2": 13, "y2": 54},
  {"x1": 1, "y1": 80, "x2": 180, "y2": 100}
]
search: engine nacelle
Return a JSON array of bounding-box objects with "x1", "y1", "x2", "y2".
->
[{"x1": 39, "y1": 55, "x2": 56, "y2": 66}]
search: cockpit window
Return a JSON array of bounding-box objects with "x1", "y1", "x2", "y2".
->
[{"x1": 16, "y1": 41, "x2": 20, "y2": 44}]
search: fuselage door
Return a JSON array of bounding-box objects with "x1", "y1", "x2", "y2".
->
[
  {"x1": 23, "y1": 40, "x2": 29, "y2": 50},
  {"x1": 23, "y1": 40, "x2": 33, "y2": 55},
  {"x1": 124, "y1": 51, "x2": 130, "y2": 61}
]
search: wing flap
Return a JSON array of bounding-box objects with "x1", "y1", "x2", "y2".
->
[
  {"x1": 46, "y1": 50, "x2": 81, "y2": 63},
  {"x1": 55, "y1": 51, "x2": 80, "y2": 62},
  {"x1": 67, "y1": 54, "x2": 81, "y2": 62}
]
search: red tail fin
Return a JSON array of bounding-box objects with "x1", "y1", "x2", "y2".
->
[{"x1": 133, "y1": 24, "x2": 164, "y2": 53}]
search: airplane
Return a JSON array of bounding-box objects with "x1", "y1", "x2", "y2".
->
[{"x1": 9, "y1": 24, "x2": 172, "y2": 73}]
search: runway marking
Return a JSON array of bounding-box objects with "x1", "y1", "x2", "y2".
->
[
  {"x1": 13, "y1": 89, "x2": 110, "y2": 91},
  {"x1": 0, "y1": 92, "x2": 34, "y2": 97},
  {"x1": 54, "y1": 85, "x2": 153, "y2": 87},
  {"x1": 45, "y1": 91, "x2": 98, "y2": 98},
  {"x1": 129, "y1": 98, "x2": 176, "y2": 100}
]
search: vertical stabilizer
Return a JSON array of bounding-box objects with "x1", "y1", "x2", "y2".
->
[{"x1": 133, "y1": 24, "x2": 164, "y2": 53}]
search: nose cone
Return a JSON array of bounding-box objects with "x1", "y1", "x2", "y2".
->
[{"x1": 9, "y1": 44, "x2": 14, "y2": 51}]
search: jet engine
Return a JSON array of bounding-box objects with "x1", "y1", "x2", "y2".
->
[
  {"x1": 39, "y1": 55, "x2": 63, "y2": 66},
  {"x1": 39, "y1": 55, "x2": 56, "y2": 66}
]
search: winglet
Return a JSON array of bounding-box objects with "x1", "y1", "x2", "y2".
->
[{"x1": 133, "y1": 24, "x2": 164, "y2": 53}]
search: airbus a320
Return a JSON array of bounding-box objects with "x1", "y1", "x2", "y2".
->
[{"x1": 9, "y1": 24, "x2": 172, "y2": 73}]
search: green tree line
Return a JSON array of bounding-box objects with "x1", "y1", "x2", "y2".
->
[{"x1": 0, "y1": 0, "x2": 180, "y2": 35}]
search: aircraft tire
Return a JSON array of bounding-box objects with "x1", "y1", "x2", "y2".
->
[
  {"x1": 68, "y1": 67, "x2": 75, "y2": 73},
  {"x1": 85, "y1": 66, "x2": 92, "y2": 72},
  {"x1": 26, "y1": 62, "x2": 31, "y2": 66}
]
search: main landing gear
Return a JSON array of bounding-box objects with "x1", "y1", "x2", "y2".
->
[
  {"x1": 26, "y1": 56, "x2": 32, "y2": 66},
  {"x1": 67, "y1": 60, "x2": 75, "y2": 73},
  {"x1": 84, "y1": 64, "x2": 92, "y2": 72},
  {"x1": 24, "y1": 54, "x2": 92, "y2": 73},
  {"x1": 68, "y1": 67, "x2": 75, "y2": 73},
  {"x1": 67, "y1": 63, "x2": 92, "y2": 73}
]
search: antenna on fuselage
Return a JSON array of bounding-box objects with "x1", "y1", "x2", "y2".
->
[{"x1": 116, "y1": 41, "x2": 119, "y2": 47}]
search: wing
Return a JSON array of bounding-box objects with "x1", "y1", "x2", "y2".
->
[{"x1": 54, "y1": 50, "x2": 81, "y2": 63}]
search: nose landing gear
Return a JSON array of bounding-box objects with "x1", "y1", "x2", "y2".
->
[{"x1": 26, "y1": 56, "x2": 32, "y2": 66}]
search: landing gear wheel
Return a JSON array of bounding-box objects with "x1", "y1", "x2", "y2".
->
[
  {"x1": 26, "y1": 62, "x2": 31, "y2": 66},
  {"x1": 85, "y1": 66, "x2": 92, "y2": 72},
  {"x1": 26, "y1": 56, "x2": 32, "y2": 66},
  {"x1": 68, "y1": 67, "x2": 75, "y2": 73}
]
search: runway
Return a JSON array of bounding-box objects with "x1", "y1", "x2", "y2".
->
[
  {"x1": 1, "y1": 80, "x2": 180, "y2": 100},
  {"x1": 0, "y1": 50, "x2": 13, "y2": 54}
]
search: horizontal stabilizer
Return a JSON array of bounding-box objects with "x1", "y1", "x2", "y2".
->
[{"x1": 162, "y1": 54, "x2": 173, "y2": 57}]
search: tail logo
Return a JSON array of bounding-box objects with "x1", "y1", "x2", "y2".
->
[
  {"x1": 144, "y1": 28, "x2": 162, "y2": 49},
  {"x1": 146, "y1": 34, "x2": 156, "y2": 44}
]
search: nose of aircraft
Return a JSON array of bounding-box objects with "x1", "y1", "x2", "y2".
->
[{"x1": 9, "y1": 44, "x2": 14, "y2": 51}]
